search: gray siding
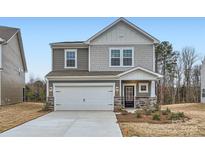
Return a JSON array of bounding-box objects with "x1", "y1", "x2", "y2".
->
[
  {"x1": 90, "y1": 44, "x2": 154, "y2": 71},
  {"x1": 1, "y1": 34, "x2": 25, "y2": 105},
  {"x1": 90, "y1": 21, "x2": 153, "y2": 45},
  {"x1": 52, "y1": 48, "x2": 88, "y2": 71}
]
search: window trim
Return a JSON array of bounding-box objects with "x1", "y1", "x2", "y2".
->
[
  {"x1": 64, "y1": 49, "x2": 77, "y2": 69},
  {"x1": 109, "y1": 47, "x2": 134, "y2": 67},
  {"x1": 139, "y1": 83, "x2": 149, "y2": 93},
  {"x1": 109, "y1": 48, "x2": 121, "y2": 67}
]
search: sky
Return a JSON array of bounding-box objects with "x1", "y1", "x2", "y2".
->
[{"x1": 0, "y1": 17, "x2": 204, "y2": 82}]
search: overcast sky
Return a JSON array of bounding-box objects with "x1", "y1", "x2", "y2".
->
[{"x1": 0, "y1": 17, "x2": 204, "y2": 82}]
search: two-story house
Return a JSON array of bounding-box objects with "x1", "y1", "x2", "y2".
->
[
  {"x1": 46, "y1": 18, "x2": 162, "y2": 111},
  {"x1": 0, "y1": 26, "x2": 27, "y2": 105}
]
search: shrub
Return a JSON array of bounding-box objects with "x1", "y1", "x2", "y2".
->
[
  {"x1": 136, "y1": 112, "x2": 142, "y2": 118},
  {"x1": 143, "y1": 109, "x2": 152, "y2": 115},
  {"x1": 152, "y1": 114, "x2": 160, "y2": 121},
  {"x1": 178, "y1": 112, "x2": 185, "y2": 118},
  {"x1": 166, "y1": 108, "x2": 171, "y2": 113},
  {"x1": 114, "y1": 106, "x2": 124, "y2": 112},
  {"x1": 169, "y1": 112, "x2": 185, "y2": 120},
  {"x1": 161, "y1": 110, "x2": 167, "y2": 115},
  {"x1": 121, "y1": 110, "x2": 129, "y2": 115},
  {"x1": 134, "y1": 110, "x2": 142, "y2": 118},
  {"x1": 161, "y1": 108, "x2": 171, "y2": 115},
  {"x1": 42, "y1": 102, "x2": 50, "y2": 111}
]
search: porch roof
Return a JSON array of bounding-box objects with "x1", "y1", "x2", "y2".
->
[
  {"x1": 117, "y1": 67, "x2": 163, "y2": 81},
  {"x1": 46, "y1": 67, "x2": 162, "y2": 81}
]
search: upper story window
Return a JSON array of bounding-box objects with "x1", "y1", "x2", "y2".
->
[
  {"x1": 123, "y1": 49, "x2": 133, "y2": 66},
  {"x1": 64, "y1": 49, "x2": 77, "y2": 68},
  {"x1": 109, "y1": 48, "x2": 134, "y2": 67},
  {"x1": 111, "y1": 49, "x2": 120, "y2": 66}
]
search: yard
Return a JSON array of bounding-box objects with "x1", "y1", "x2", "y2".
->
[
  {"x1": 118, "y1": 103, "x2": 205, "y2": 137},
  {"x1": 0, "y1": 102, "x2": 50, "y2": 133}
]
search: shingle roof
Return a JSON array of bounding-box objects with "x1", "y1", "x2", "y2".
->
[
  {"x1": 51, "y1": 41, "x2": 84, "y2": 44},
  {"x1": 0, "y1": 26, "x2": 19, "y2": 41},
  {"x1": 46, "y1": 70, "x2": 123, "y2": 77}
]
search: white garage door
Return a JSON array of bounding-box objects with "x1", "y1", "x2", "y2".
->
[{"x1": 54, "y1": 83, "x2": 114, "y2": 111}]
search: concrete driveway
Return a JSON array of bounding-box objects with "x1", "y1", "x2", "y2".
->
[{"x1": 0, "y1": 111, "x2": 122, "y2": 137}]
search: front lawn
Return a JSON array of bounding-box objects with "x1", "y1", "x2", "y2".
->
[
  {"x1": 117, "y1": 103, "x2": 205, "y2": 137},
  {"x1": 0, "y1": 102, "x2": 50, "y2": 133}
]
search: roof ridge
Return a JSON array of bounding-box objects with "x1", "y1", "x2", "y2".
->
[{"x1": 0, "y1": 25, "x2": 19, "y2": 30}]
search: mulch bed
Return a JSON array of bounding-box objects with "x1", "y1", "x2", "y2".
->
[{"x1": 116, "y1": 113, "x2": 173, "y2": 124}]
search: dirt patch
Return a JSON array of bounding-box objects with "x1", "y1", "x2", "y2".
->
[
  {"x1": 0, "y1": 102, "x2": 50, "y2": 133},
  {"x1": 118, "y1": 103, "x2": 205, "y2": 137}
]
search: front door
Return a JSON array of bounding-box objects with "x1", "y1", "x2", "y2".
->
[{"x1": 124, "y1": 86, "x2": 134, "y2": 108}]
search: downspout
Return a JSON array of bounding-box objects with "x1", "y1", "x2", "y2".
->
[
  {"x1": 45, "y1": 78, "x2": 49, "y2": 102},
  {"x1": 0, "y1": 37, "x2": 5, "y2": 105}
]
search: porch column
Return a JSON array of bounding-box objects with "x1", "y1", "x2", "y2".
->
[
  {"x1": 151, "y1": 80, "x2": 156, "y2": 97},
  {"x1": 119, "y1": 79, "x2": 121, "y2": 97}
]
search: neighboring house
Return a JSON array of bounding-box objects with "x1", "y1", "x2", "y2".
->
[
  {"x1": 0, "y1": 26, "x2": 27, "y2": 105},
  {"x1": 201, "y1": 59, "x2": 205, "y2": 103},
  {"x1": 46, "y1": 17, "x2": 162, "y2": 111}
]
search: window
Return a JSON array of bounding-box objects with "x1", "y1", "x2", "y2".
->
[
  {"x1": 139, "y1": 83, "x2": 149, "y2": 93},
  {"x1": 65, "y1": 49, "x2": 77, "y2": 68},
  {"x1": 109, "y1": 48, "x2": 134, "y2": 67},
  {"x1": 111, "y1": 49, "x2": 120, "y2": 66},
  {"x1": 123, "y1": 49, "x2": 132, "y2": 66},
  {"x1": 202, "y1": 89, "x2": 205, "y2": 97}
]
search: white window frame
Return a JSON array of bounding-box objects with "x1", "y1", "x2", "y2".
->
[
  {"x1": 109, "y1": 47, "x2": 134, "y2": 67},
  {"x1": 139, "y1": 83, "x2": 149, "y2": 93},
  {"x1": 109, "y1": 48, "x2": 121, "y2": 67},
  {"x1": 64, "y1": 49, "x2": 77, "y2": 68}
]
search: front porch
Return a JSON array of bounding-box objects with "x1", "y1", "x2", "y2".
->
[
  {"x1": 114, "y1": 67, "x2": 162, "y2": 110},
  {"x1": 114, "y1": 80, "x2": 157, "y2": 109}
]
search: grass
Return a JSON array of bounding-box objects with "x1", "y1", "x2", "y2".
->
[
  {"x1": 118, "y1": 103, "x2": 205, "y2": 137},
  {"x1": 0, "y1": 102, "x2": 50, "y2": 133}
]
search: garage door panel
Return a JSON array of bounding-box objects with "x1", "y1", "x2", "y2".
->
[
  {"x1": 54, "y1": 85, "x2": 114, "y2": 111},
  {"x1": 55, "y1": 103, "x2": 113, "y2": 110}
]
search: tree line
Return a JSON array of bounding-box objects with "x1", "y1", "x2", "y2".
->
[
  {"x1": 156, "y1": 41, "x2": 201, "y2": 104},
  {"x1": 25, "y1": 76, "x2": 46, "y2": 102}
]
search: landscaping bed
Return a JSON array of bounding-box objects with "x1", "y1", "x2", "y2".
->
[
  {"x1": 116, "y1": 108, "x2": 188, "y2": 124},
  {"x1": 0, "y1": 102, "x2": 50, "y2": 133},
  {"x1": 116, "y1": 104, "x2": 204, "y2": 137}
]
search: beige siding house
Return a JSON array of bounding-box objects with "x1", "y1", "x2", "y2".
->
[
  {"x1": 0, "y1": 26, "x2": 27, "y2": 105},
  {"x1": 46, "y1": 18, "x2": 162, "y2": 111}
]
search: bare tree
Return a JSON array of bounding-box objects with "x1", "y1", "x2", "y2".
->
[
  {"x1": 182, "y1": 47, "x2": 197, "y2": 102},
  {"x1": 191, "y1": 65, "x2": 201, "y2": 102},
  {"x1": 175, "y1": 53, "x2": 183, "y2": 103}
]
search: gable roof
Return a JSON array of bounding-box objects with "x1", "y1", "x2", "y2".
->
[
  {"x1": 0, "y1": 26, "x2": 27, "y2": 72},
  {"x1": 0, "y1": 26, "x2": 19, "y2": 41},
  {"x1": 117, "y1": 67, "x2": 163, "y2": 78},
  {"x1": 50, "y1": 41, "x2": 88, "y2": 48},
  {"x1": 86, "y1": 17, "x2": 160, "y2": 44},
  {"x1": 50, "y1": 17, "x2": 160, "y2": 47}
]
